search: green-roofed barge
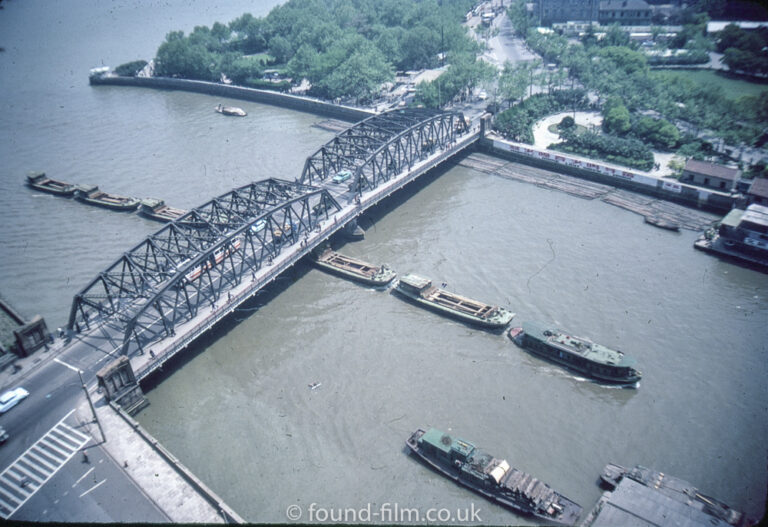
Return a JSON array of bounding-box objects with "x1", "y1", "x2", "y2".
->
[
  {"x1": 406, "y1": 427, "x2": 582, "y2": 526},
  {"x1": 393, "y1": 274, "x2": 515, "y2": 329},
  {"x1": 508, "y1": 322, "x2": 641, "y2": 385}
]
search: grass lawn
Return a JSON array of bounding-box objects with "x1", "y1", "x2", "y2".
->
[
  {"x1": 652, "y1": 69, "x2": 768, "y2": 100},
  {"x1": 547, "y1": 123, "x2": 589, "y2": 135}
]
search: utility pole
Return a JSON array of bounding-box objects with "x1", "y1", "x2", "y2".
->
[{"x1": 79, "y1": 369, "x2": 106, "y2": 443}]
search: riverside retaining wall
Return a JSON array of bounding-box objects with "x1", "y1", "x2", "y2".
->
[
  {"x1": 479, "y1": 134, "x2": 736, "y2": 213},
  {"x1": 90, "y1": 75, "x2": 375, "y2": 122}
]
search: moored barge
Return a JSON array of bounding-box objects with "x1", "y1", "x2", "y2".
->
[
  {"x1": 508, "y1": 322, "x2": 641, "y2": 384},
  {"x1": 394, "y1": 274, "x2": 514, "y2": 328},
  {"x1": 312, "y1": 248, "x2": 396, "y2": 286},
  {"x1": 406, "y1": 428, "x2": 582, "y2": 526},
  {"x1": 139, "y1": 198, "x2": 188, "y2": 222},
  {"x1": 26, "y1": 172, "x2": 76, "y2": 196},
  {"x1": 74, "y1": 184, "x2": 140, "y2": 211}
]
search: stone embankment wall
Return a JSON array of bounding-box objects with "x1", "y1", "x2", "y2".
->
[
  {"x1": 479, "y1": 135, "x2": 735, "y2": 213},
  {"x1": 90, "y1": 75, "x2": 375, "y2": 122}
]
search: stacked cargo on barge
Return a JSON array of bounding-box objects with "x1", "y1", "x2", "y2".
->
[
  {"x1": 509, "y1": 322, "x2": 641, "y2": 384},
  {"x1": 311, "y1": 248, "x2": 396, "y2": 286},
  {"x1": 406, "y1": 428, "x2": 582, "y2": 526},
  {"x1": 74, "y1": 184, "x2": 140, "y2": 211},
  {"x1": 139, "y1": 198, "x2": 188, "y2": 222},
  {"x1": 394, "y1": 274, "x2": 514, "y2": 329}
]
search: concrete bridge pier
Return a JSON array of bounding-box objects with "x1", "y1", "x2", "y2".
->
[{"x1": 343, "y1": 218, "x2": 365, "y2": 241}]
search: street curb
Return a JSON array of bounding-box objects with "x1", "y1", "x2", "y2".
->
[
  {"x1": 0, "y1": 339, "x2": 70, "y2": 392},
  {"x1": 108, "y1": 401, "x2": 245, "y2": 524}
]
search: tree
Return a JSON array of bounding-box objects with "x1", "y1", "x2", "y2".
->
[
  {"x1": 603, "y1": 100, "x2": 631, "y2": 135},
  {"x1": 498, "y1": 61, "x2": 528, "y2": 106},
  {"x1": 114, "y1": 60, "x2": 148, "y2": 77},
  {"x1": 268, "y1": 35, "x2": 293, "y2": 64},
  {"x1": 155, "y1": 31, "x2": 216, "y2": 80}
]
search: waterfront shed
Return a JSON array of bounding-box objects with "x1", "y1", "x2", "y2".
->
[
  {"x1": 680, "y1": 160, "x2": 741, "y2": 191},
  {"x1": 747, "y1": 177, "x2": 768, "y2": 206}
]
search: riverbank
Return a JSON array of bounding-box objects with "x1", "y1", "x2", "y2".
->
[{"x1": 90, "y1": 74, "x2": 375, "y2": 122}]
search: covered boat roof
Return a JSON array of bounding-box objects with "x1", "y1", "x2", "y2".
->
[
  {"x1": 399, "y1": 273, "x2": 432, "y2": 290},
  {"x1": 523, "y1": 321, "x2": 636, "y2": 368},
  {"x1": 420, "y1": 428, "x2": 475, "y2": 458}
]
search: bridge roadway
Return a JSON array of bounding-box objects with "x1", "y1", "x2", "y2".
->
[{"x1": 71, "y1": 122, "x2": 479, "y2": 383}]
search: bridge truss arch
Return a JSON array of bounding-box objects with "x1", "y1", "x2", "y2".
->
[
  {"x1": 301, "y1": 108, "x2": 470, "y2": 193},
  {"x1": 68, "y1": 178, "x2": 341, "y2": 356}
]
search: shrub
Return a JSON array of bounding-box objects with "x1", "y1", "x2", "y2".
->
[{"x1": 114, "y1": 60, "x2": 148, "y2": 77}]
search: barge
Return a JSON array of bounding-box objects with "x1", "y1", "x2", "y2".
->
[
  {"x1": 74, "y1": 184, "x2": 140, "y2": 211},
  {"x1": 393, "y1": 274, "x2": 514, "y2": 328},
  {"x1": 26, "y1": 171, "x2": 76, "y2": 196},
  {"x1": 215, "y1": 104, "x2": 247, "y2": 117},
  {"x1": 594, "y1": 463, "x2": 747, "y2": 527},
  {"x1": 312, "y1": 248, "x2": 396, "y2": 286},
  {"x1": 406, "y1": 428, "x2": 582, "y2": 526},
  {"x1": 139, "y1": 198, "x2": 188, "y2": 222},
  {"x1": 508, "y1": 322, "x2": 641, "y2": 384},
  {"x1": 694, "y1": 204, "x2": 768, "y2": 272}
]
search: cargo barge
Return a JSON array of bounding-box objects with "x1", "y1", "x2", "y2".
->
[
  {"x1": 508, "y1": 322, "x2": 641, "y2": 384},
  {"x1": 139, "y1": 198, "x2": 188, "y2": 222},
  {"x1": 393, "y1": 274, "x2": 514, "y2": 329},
  {"x1": 312, "y1": 248, "x2": 396, "y2": 286},
  {"x1": 593, "y1": 463, "x2": 747, "y2": 527},
  {"x1": 26, "y1": 172, "x2": 76, "y2": 196},
  {"x1": 406, "y1": 428, "x2": 582, "y2": 526},
  {"x1": 694, "y1": 204, "x2": 768, "y2": 273},
  {"x1": 75, "y1": 184, "x2": 140, "y2": 211}
]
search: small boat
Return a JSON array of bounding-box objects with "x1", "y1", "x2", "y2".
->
[
  {"x1": 26, "y1": 172, "x2": 76, "y2": 196},
  {"x1": 644, "y1": 215, "x2": 680, "y2": 231},
  {"x1": 74, "y1": 184, "x2": 140, "y2": 212},
  {"x1": 407, "y1": 428, "x2": 582, "y2": 526},
  {"x1": 393, "y1": 274, "x2": 514, "y2": 329},
  {"x1": 215, "y1": 104, "x2": 247, "y2": 117},
  {"x1": 599, "y1": 463, "x2": 746, "y2": 526},
  {"x1": 139, "y1": 198, "x2": 188, "y2": 222},
  {"x1": 312, "y1": 248, "x2": 396, "y2": 287},
  {"x1": 508, "y1": 322, "x2": 641, "y2": 384}
]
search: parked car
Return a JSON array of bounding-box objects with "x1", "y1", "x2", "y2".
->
[{"x1": 0, "y1": 387, "x2": 29, "y2": 413}]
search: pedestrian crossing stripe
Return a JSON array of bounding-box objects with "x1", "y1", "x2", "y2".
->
[{"x1": 0, "y1": 410, "x2": 91, "y2": 519}]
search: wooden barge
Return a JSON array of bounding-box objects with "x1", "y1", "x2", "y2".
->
[
  {"x1": 394, "y1": 273, "x2": 514, "y2": 329},
  {"x1": 139, "y1": 198, "x2": 188, "y2": 222},
  {"x1": 74, "y1": 184, "x2": 140, "y2": 212},
  {"x1": 312, "y1": 248, "x2": 396, "y2": 286},
  {"x1": 26, "y1": 172, "x2": 76, "y2": 196}
]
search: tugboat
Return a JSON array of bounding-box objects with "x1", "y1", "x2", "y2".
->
[
  {"x1": 215, "y1": 103, "x2": 247, "y2": 117},
  {"x1": 26, "y1": 172, "x2": 76, "y2": 196},
  {"x1": 74, "y1": 184, "x2": 140, "y2": 211},
  {"x1": 393, "y1": 274, "x2": 514, "y2": 329},
  {"x1": 139, "y1": 198, "x2": 188, "y2": 222},
  {"x1": 406, "y1": 428, "x2": 582, "y2": 526},
  {"x1": 599, "y1": 463, "x2": 747, "y2": 526},
  {"x1": 312, "y1": 248, "x2": 396, "y2": 287},
  {"x1": 508, "y1": 322, "x2": 641, "y2": 384}
]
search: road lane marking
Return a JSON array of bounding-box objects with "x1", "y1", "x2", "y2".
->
[
  {"x1": 78, "y1": 479, "x2": 106, "y2": 498},
  {"x1": 73, "y1": 467, "x2": 94, "y2": 487},
  {"x1": 0, "y1": 410, "x2": 91, "y2": 519},
  {"x1": 53, "y1": 358, "x2": 81, "y2": 373}
]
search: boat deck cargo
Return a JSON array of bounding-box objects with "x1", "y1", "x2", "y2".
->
[
  {"x1": 407, "y1": 428, "x2": 582, "y2": 526},
  {"x1": 26, "y1": 171, "x2": 76, "y2": 196},
  {"x1": 75, "y1": 184, "x2": 140, "y2": 211},
  {"x1": 312, "y1": 248, "x2": 396, "y2": 286},
  {"x1": 509, "y1": 322, "x2": 641, "y2": 384},
  {"x1": 582, "y1": 463, "x2": 747, "y2": 527},
  {"x1": 394, "y1": 273, "x2": 514, "y2": 328},
  {"x1": 139, "y1": 198, "x2": 188, "y2": 222}
]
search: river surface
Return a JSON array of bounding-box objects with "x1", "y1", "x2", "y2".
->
[{"x1": 1, "y1": 1, "x2": 767, "y2": 525}]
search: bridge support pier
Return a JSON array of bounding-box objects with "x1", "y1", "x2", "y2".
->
[
  {"x1": 343, "y1": 219, "x2": 365, "y2": 241},
  {"x1": 97, "y1": 356, "x2": 149, "y2": 416}
]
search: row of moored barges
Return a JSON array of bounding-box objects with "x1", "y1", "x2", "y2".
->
[{"x1": 26, "y1": 171, "x2": 187, "y2": 222}]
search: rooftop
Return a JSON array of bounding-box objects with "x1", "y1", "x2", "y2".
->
[
  {"x1": 684, "y1": 160, "x2": 741, "y2": 181},
  {"x1": 748, "y1": 177, "x2": 768, "y2": 199},
  {"x1": 420, "y1": 428, "x2": 476, "y2": 458},
  {"x1": 600, "y1": 0, "x2": 650, "y2": 11},
  {"x1": 742, "y1": 203, "x2": 768, "y2": 228}
]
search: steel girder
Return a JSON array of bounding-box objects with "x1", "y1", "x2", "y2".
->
[
  {"x1": 300, "y1": 108, "x2": 469, "y2": 191},
  {"x1": 67, "y1": 178, "x2": 341, "y2": 356}
]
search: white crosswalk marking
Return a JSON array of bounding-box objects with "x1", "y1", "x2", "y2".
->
[{"x1": 0, "y1": 411, "x2": 91, "y2": 519}]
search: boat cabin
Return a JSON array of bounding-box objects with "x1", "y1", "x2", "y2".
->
[
  {"x1": 419, "y1": 428, "x2": 476, "y2": 466},
  {"x1": 398, "y1": 274, "x2": 432, "y2": 295}
]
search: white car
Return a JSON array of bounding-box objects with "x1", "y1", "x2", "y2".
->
[
  {"x1": 477, "y1": 90, "x2": 488, "y2": 101},
  {"x1": 0, "y1": 387, "x2": 29, "y2": 414}
]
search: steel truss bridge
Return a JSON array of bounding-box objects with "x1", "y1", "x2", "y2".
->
[{"x1": 67, "y1": 108, "x2": 474, "y2": 369}]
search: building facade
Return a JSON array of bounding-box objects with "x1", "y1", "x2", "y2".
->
[
  {"x1": 680, "y1": 159, "x2": 741, "y2": 191},
  {"x1": 537, "y1": 0, "x2": 600, "y2": 26},
  {"x1": 599, "y1": 0, "x2": 652, "y2": 26}
]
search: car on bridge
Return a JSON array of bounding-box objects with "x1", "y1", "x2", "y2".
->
[
  {"x1": 333, "y1": 170, "x2": 353, "y2": 184},
  {"x1": 0, "y1": 387, "x2": 29, "y2": 413}
]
